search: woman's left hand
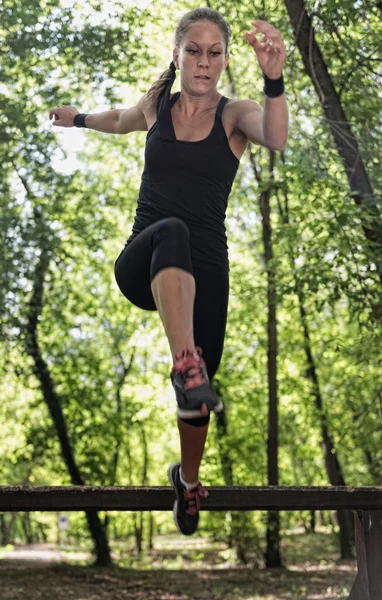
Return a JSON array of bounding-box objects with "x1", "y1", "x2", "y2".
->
[{"x1": 243, "y1": 20, "x2": 287, "y2": 79}]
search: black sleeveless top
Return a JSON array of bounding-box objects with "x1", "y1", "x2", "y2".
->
[{"x1": 129, "y1": 83, "x2": 240, "y2": 273}]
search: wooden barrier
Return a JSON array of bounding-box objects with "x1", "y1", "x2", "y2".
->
[{"x1": 0, "y1": 485, "x2": 381, "y2": 600}]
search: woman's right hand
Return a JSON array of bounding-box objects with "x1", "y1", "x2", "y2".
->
[{"x1": 49, "y1": 105, "x2": 79, "y2": 127}]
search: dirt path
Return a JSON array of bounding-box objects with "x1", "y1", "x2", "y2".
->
[
  {"x1": 0, "y1": 545, "x2": 356, "y2": 600},
  {"x1": 0, "y1": 543, "x2": 89, "y2": 564}
]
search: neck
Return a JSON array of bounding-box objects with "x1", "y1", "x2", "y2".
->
[{"x1": 174, "y1": 88, "x2": 221, "y2": 117}]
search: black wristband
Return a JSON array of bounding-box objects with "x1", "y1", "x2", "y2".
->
[
  {"x1": 73, "y1": 113, "x2": 89, "y2": 128},
  {"x1": 263, "y1": 72, "x2": 285, "y2": 98}
]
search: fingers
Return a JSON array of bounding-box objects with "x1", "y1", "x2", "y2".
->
[
  {"x1": 247, "y1": 20, "x2": 284, "y2": 46},
  {"x1": 244, "y1": 28, "x2": 266, "y2": 47},
  {"x1": 49, "y1": 107, "x2": 65, "y2": 127},
  {"x1": 244, "y1": 30, "x2": 271, "y2": 49},
  {"x1": 243, "y1": 29, "x2": 274, "y2": 51},
  {"x1": 49, "y1": 107, "x2": 60, "y2": 120},
  {"x1": 250, "y1": 20, "x2": 279, "y2": 34},
  {"x1": 244, "y1": 21, "x2": 286, "y2": 57},
  {"x1": 243, "y1": 31, "x2": 259, "y2": 45}
]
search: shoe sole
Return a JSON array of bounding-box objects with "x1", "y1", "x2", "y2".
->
[
  {"x1": 171, "y1": 371, "x2": 224, "y2": 419},
  {"x1": 167, "y1": 462, "x2": 184, "y2": 536},
  {"x1": 177, "y1": 399, "x2": 224, "y2": 419}
]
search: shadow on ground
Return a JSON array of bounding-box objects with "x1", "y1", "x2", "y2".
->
[{"x1": 0, "y1": 554, "x2": 356, "y2": 600}]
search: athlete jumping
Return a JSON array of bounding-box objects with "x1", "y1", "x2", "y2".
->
[{"x1": 49, "y1": 7, "x2": 288, "y2": 536}]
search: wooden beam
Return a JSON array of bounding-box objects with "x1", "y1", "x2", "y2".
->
[
  {"x1": 1, "y1": 485, "x2": 381, "y2": 600},
  {"x1": 0, "y1": 485, "x2": 381, "y2": 512}
]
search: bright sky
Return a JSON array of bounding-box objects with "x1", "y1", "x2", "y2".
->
[
  {"x1": 49, "y1": 0, "x2": 156, "y2": 174},
  {"x1": 47, "y1": 0, "x2": 306, "y2": 175}
]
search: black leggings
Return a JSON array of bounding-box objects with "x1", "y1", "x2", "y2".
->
[{"x1": 114, "y1": 218, "x2": 229, "y2": 419}]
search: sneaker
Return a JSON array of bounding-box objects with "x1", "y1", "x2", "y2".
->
[
  {"x1": 171, "y1": 347, "x2": 224, "y2": 419},
  {"x1": 168, "y1": 462, "x2": 209, "y2": 536}
]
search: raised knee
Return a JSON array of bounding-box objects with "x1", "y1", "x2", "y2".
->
[{"x1": 161, "y1": 217, "x2": 190, "y2": 238}]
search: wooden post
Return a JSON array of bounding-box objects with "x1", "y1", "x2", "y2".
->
[{"x1": 348, "y1": 510, "x2": 382, "y2": 600}]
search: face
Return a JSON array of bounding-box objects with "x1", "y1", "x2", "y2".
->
[{"x1": 173, "y1": 21, "x2": 229, "y2": 94}]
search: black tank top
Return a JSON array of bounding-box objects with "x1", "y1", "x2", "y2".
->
[{"x1": 130, "y1": 82, "x2": 240, "y2": 273}]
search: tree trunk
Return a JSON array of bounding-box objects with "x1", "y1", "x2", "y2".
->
[
  {"x1": 21, "y1": 513, "x2": 34, "y2": 544},
  {"x1": 15, "y1": 171, "x2": 112, "y2": 564},
  {"x1": 310, "y1": 510, "x2": 316, "y2": 533},
  {"x1": 364, "y1": 449, "x2": 381, "y2": 484},
  {"x1": 111, "y1": 347, "x2": 135, "y2": 486},
  {"x1": 214, "y1": 400, "x2": 234, "y2": 488},
  {"x1": 0, "y1": 514, "x2": 8, "y2": 545},
  {"x1": 25, "y1": 244, "x2": 112, "y2": 567},
  {"x1": 283, "y1": 0, "x2": 382, "y2": 279},
  {"x1": 214, "y1": 402, "x2": 234, "y2": 551},
  {"x1": 148, "y1": 512, "x2": 154, "y2": 551},
  {"x1": 213, "y1": 382, "x2": 248, "y2": 563},
  {"x1": 223, "y1": 58, "x2": 282, "y2": 569},
  {"x1": 278, "y1": 181, "x2": 354, "y2": 558},
  {"x1": 102, "y1": 347, "x2": 134, "y2": 547},
  {"x1": 348, "y1": 402, "x2": 381, "y2": 484},
  {"x1": 133, "y1": 513, "x2": 143, "y2": 555},
  {"x1": 133, "y1": 422, "x2": 149, "y2": 555},
  {"x1": 298, "y1": 286, "x2": 354, "y2": 558},
  {"x1": 256, "y1": 150, "x2": 282, "y2": 568},
  {"x1": 37, "y1": 521, "x2": 48, "y2": 543}
]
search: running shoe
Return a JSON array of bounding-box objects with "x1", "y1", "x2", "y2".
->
[
  {"x1": 168, "y1": 462, "x2": 209, "y2": 535},
  {"x1": 171, "y1": 347, "x2": 223, "y2": 419}
]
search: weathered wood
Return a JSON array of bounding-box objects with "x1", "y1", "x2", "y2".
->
[
  {"x1": 349, "y1": 510, "x2": 382, "y2": 600},
  {"x1": 1, "y1": 485, "x2": 381, "y2": 600},
  {"x1": 0, "y1": 485, "x2": 381, "y2": 512}
]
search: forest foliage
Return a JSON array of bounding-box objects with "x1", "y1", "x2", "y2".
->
[{"x1": 0, "y1": 0, "x2": 381, "y2": 563}]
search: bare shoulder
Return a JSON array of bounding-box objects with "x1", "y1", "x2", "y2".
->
[
  {"x1": 140, "y1": 93, "x2": 157, "y2": 128},
  {"x1": 223, "y1": 98, "x2": 264, "y2": 147},
  {"x1": 116, "y1": 91, "x2": 160, "y2": 134},
  {"x1": 225, "y1": 98, "x2": 263, "y2": 126}
]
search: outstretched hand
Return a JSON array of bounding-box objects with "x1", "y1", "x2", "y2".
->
[
  {"x1": 49, "y1": 105, "x2": 79, "y2": 127},
  {"x1": 243, "y1": 20, "x2": 286, "y2": 79}
]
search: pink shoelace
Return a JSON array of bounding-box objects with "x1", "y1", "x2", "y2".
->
[
  {"x1": 173, "y1": 346, "x2": 207, "y2": 391},
  {"x1": 184, "y1": 483, "x2": 209, "y2": 515}
]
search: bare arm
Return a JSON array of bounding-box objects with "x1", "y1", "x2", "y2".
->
[
  {"x1": 242, "y1": 20, "x2": 288, "y2": 150},
  {"x1": 234, "y1": 97, "x2": 288, "y2": 152},
  {"x1": 262, "y1": 93, "x2": 288, "y2": 151},
  {"x1": 49, "y1": 95, "x2": 149, "y2": 134},
  {"x1": 233, "y1": 100, "x2": 265, "y2": 147}
]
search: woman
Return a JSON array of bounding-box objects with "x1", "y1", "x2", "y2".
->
[{"x1": 50, "y1": 8, "x2": 288, "y2": 536}]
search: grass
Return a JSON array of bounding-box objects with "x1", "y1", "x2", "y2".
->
[{"x1": 0, "y1": 529, "x2": 356, "y2": 599}]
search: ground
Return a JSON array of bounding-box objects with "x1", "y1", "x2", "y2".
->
[{"x1": 0, "y1": 534, "x2": 356, "y2": 600}]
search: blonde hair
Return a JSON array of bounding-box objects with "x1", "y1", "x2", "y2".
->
[{"x1": 147, "y1": 8, "x2": 231, "y2": 105}]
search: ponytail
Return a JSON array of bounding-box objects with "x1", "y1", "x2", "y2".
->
[{"x1": 147, "y1": 61, "x2": 177, "y2": 106}]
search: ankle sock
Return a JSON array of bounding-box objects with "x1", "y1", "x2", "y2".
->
[
  {"x1": 174, "y1": 348, "x2": 200, "y2": 363},
  {"x1": 180, "y1": 468, "x2": 199, "y2": 490}
]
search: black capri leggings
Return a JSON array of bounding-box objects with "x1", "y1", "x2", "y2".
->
[{"x1": 114, "y1": 217, "x2": 229, "y2": 383}]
